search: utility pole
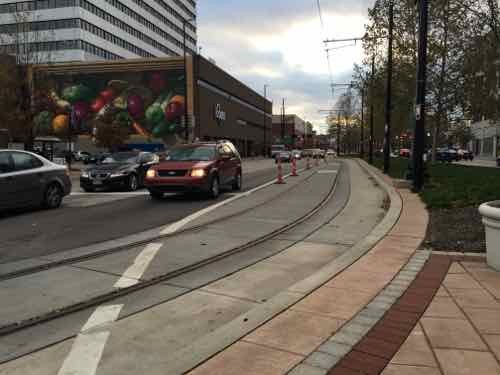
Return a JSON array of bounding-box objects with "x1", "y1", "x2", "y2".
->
[
  {"x1": 360, "y1": 86, "x2": 365, "y2": 158},
  {"x1": 281, "y1": 98, "x2": 285, "y2": 143},
  {"x1": 183, "y1": 18, "x2": 194, "y2": 142},
  {"x1": 263, "y1": 84, "x2": 269, "y2": 157},
  {"x1": 413, "y1": 0, "x2": 429, "y2": 191},
  {"x1": 383, "y1": 0, "x2": 394, "y2": 174},
  {"x1": 369, "y1": 54, "x2": 375, "y2": 165},
  {"x1": 337, "y1": 112, "x2": 341, "y2": 156}
]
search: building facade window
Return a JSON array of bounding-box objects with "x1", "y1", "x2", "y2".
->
[
  {"x1": 0, "y1": 39, "x2": 122, "y2": 60},
  {"x1": 0, "y1": 0, "x2": 197, "y2": 60}
]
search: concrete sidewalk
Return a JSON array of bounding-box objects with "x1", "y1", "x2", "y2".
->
[
  {"x1": 188, "y1": 160, "x2": 500, "y2": 375},
  {"x1": 456, "y1": 159, "x2": 498, "y2": 168}
]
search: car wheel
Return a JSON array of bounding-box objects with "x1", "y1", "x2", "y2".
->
[
  {"x1": 149, "y1": 191, "x2": 163, "y2": 200},
  {"x1": 127, "y1": 174, "x2": 138, "y2": 191},
  {"x1": 208, "y1": 175, "x2": 220, "y2": 199},
  {"x1": 232, "y1": 172, "x2": 242, "y2": 191},
  {"x1": 43, "y1": 183, "x2": 63, "y2": 209},
  {"x1": 83, "y1": 187, "x2": 95, "y2": 193}
]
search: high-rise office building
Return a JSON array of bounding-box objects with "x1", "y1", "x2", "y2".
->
[{"x1": 0, "y1": 0, "x2": 197, "y2": 62}]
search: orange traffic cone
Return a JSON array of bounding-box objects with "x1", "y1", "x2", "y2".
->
[
  {"x1": 276, "y1": 157, "x2": 286, "y2": 184},
  {"x1": 291, "y1": 157, "x2": 298, "y2": 176}
]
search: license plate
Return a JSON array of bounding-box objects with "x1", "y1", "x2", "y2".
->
[{"x1": 93, "y1": 180, "x2": 103, "y2": 186}]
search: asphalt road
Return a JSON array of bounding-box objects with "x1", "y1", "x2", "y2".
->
[{"x1": 0, "y1": 160, "x2": 302, "y2": 263}]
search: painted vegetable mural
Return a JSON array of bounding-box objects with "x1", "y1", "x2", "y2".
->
[{"x1": 33, "y1": 70, "x2": 186, "y2": 141}]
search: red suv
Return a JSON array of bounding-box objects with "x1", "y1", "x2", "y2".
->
[{"x1": 145, "y1": 141, "x2": 242, "y2": 199}]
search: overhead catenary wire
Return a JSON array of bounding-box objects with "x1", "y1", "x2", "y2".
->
[{"x1": 315, "y1": 0, "x2": 336, "y2": 102}]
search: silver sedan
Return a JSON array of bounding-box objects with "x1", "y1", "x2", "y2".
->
[{"x1": 0, "y1": 150, "x2": 72, "y2": 211}]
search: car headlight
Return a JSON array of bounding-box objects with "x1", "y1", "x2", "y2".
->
[
  {"x1": 190, "y1": 168, "x2": 206, "y2": 177},
  {"x1": 146, "y1": 169, "x2": 157, "y2": 179},
  {"x1": 81, "y1": 171, "x2": 90, "y2": 178}
]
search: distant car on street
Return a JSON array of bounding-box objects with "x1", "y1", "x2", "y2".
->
[
  {"x1": 83, "y1": 152, "x2": 110, "y2": 165},
  {"x1": 326, "y1": 149, "x2": 336, "y2": 156},
  {"x1": 80, "y1": 151, "x2": 158, "y2": 192},
  {"x1": 302, "y1": 149, "x2": 313, "y2": 158},
  {"x1": 435, "y1": 148, "x2": 458, "y2": 163},
  {"x1": 73, "y1": 150, "x2": 91, "y2": 162},
  {"x1": 271, "y1": 144, "x2": 286, "y2": 159},
  {"x1": 457, "y1": 149, "x2": 474, "y2": 161},
  {"x1": 0, "y1": 150, "x2": 71, "y2": 210},
  {"x1": 312, "y1": 149, "x2": 325, "y2": 159},
  {"x1": 275, "y1": 151, "x2": 292, "y2": 163},
  {"x1": 145, "y1": 141, "x2": 242, "y2": 199},
  {"x1": 291, "y1": 149, "x2": 302, "y2": 159},
  {"x1": 399, "y1": 148, "x2": 411, "y2": 158}
]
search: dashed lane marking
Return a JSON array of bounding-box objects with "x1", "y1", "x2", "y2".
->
[{"x1": 114, "y1": 243, "x2": 163, "y2": 289}]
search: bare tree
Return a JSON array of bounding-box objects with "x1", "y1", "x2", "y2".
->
[{"x1": 0, "y1": 7, "x2": 55, "y2": 148}]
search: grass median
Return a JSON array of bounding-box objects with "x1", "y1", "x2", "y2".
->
[{"x1": 368, "y1": 156, "x2": 500, "y2": 252}]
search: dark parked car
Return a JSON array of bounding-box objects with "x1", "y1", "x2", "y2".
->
[
  {"x1": 0, "y1": 150, "x2": 71, "y2": 210},
  {"x1": 435, "y1": 148, "x2": 459, "y2": 163},
  {"x1": 80, "y1": 151, "x2": 158, "y2": 192},
  {"x1": 145, "y1": 141, "x2": 242, "y2": 199},
  {"x1": 83, "y1": 152, "x2": 110, "y2": 165}
]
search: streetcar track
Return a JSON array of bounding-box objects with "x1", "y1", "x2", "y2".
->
[
  {"x1": 0, "y1": 165, "x2": 322, "y2": 282},
  {"x1": 0, "y1": 163, "x2": 343, "y2": 337}
]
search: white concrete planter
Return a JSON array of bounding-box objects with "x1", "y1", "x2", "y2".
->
[{"x1": 479, "y1": 201, "x2": 500, "y2": 271}]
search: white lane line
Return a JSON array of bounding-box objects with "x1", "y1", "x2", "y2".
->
[
  {"x1": 81, "y1": 305, "x2": 124, "y2": 333},
  {"x1": 317, "y1": 170, "x2": 338, "y2": 174},
  {"x1": 160, "y1": 168, "x2": 306, "y2": 235},
  {"x1": 58, "y1": 305, "x2": 123, "y2": 375},
  {"x1": 58, "y1": 331, "x2": 111, "y2": 375},
  {"x1": 57, "y1": 242, "x2": 164, "y2": 375},
  {"x1": 114, "y1": 243, "x2": 163, "y2": 289}
]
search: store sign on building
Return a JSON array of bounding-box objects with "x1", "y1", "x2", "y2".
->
[{"x1": 214, "y1": 104, "x2": 226, "y2": 123}]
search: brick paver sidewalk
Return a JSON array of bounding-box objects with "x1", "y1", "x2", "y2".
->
[
  {"x1": 188, "y1": 163, "x2": 500, "y2": 375},
  {"x1": 382, "y1": 258, "x2": 500, "y2": 375}
]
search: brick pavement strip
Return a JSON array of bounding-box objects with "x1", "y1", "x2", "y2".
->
[{"x1": 328, "y1": 255, "x2": 452, "y2": 375}]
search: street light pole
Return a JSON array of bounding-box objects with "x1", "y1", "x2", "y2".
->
[
  {"x1": 360, "y1": 86, "x2": 365, "y2": 158},
  {"x1": 183, "y1": 17, "x2": 194, "y2": 143},
  {"x1": 369, "y1": 54, "x2": 375, "y2": 165},
  {"x1": 281, "y1": 98, "x2": 285, "y2": 143},
  {"x1": 337, "y1": 112, "x2": 341, "y2": 156},
  {"x1": 263, "y1": 84, "x2": 269, "y2": 157},
  {"x1": 413, "y1": 0, "x2": 429, "y2": 191},
  {"x1": 383, "y1": 0, "x2": 394, "y2": 174}
]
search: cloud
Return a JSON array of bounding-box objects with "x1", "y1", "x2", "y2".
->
[{"x1": 198, "y1": 1, "x2": 372, "y2": 133}]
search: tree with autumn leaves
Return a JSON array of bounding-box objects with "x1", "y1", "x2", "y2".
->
[{"x1": 351, "y1": 0, "x2": 499, "y2": 160}]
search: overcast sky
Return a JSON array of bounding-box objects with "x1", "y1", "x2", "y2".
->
[{"x1": 197, "y1": 0, "x2": 373, "y2": 133}]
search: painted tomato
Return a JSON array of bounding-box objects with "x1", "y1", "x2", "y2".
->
[
  {"x1": 99, "y1": 88, "x2": 115, "y2": 103},
  {"x1": 90, "y1": 97, "x2": 106, "y2": 112}
]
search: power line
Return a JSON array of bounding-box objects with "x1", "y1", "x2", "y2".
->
[
  {"x1": 316, "y1": 0, "x2": 326, "y2": 31},
  {"x1": 315, "y1": 0, "x2": 336, "y2": 102}
]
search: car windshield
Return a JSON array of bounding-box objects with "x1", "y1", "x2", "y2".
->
[
  {"x1": 167, "y1": 146, "x2": 216, "y2": 161},
  {"x1": 102, "y1": 152, "x2": 139, "y2": 164}
]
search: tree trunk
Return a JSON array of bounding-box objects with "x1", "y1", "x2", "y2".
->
[{"x1": 432, "y1": 0, "x2": 450, "y2": 163}]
